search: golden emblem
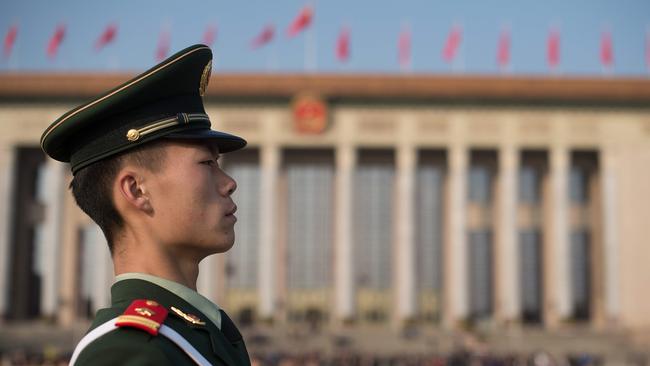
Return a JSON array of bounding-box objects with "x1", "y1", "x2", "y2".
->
[
  {"x1": 292, "y1": 93, "x2": 328, "y2": 134},
  {"x1": 126, "y1": 129, "x2": 140, "y2": 141},
  {"x1": 171, "y1": 306, "x2": 206, "y2": 326},
  {"x1": 135, "y1": 307, "x2": 156, "y2": 317},
  {"x1": 145, "y1": 300, "x2": 159, "y2": 306},
  {"x1": 199, "y1": 60, "x2": 212, "y2": 96}
]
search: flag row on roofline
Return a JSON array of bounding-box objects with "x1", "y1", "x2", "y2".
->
[{"x1": 2, "y1": 5, "x2": 649, "y2": 72}]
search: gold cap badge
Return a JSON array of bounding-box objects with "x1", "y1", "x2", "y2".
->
[{"x1": 199, "y1": 60, "x2": 212, "y2": 96}]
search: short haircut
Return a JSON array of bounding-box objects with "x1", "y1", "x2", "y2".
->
[{"x1": 69, "y1": 141, "x2": 168, "y2": 253}]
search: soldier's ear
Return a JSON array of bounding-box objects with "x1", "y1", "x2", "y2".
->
[{"x1": 116, "y1": 170, "x2": 152, "y2": 214}]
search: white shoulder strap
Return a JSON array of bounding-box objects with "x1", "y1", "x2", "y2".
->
[{"x1": 68, "y1": 318, "x2": 211, "y2": 366}]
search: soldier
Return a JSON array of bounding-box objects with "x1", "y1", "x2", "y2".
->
[{"x1": 40, "y1": 44, "x2": 250, "y2": 365}]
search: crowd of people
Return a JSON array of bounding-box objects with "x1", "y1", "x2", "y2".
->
[
  {"x1": 2, "y1": 348, "x2": 646, "y2": 366},
  {"x1": 248, "y1": 350, "x2": 633, "y2": 366}
]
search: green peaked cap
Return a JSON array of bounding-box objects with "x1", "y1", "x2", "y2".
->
[{"x1": 40, "y1": 44, "x2": 246, "y2": 174}]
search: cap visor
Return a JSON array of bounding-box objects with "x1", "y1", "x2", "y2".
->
[{"x1": 165, "y1": 129, "x2": 247, "y2": 153}]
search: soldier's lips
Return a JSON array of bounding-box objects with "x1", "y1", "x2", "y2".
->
[{"x1": 224, "y1": 205, "x2": 237, "y2": 222}]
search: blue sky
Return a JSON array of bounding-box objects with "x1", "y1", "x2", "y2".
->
[{"x1": 1, "y1": 0, "x2": 649, "y2": 76}]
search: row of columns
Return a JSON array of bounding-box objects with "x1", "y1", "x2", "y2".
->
[
  {"x1": 248, "y1": 142, "x2": 619, "y2": 327},
  {"x1": 0, "y1": 142, "x2": 620, "y2": 328}
]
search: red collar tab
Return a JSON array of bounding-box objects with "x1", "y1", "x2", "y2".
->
[{"x1": 115, "y1": 299, "x2": 169, "y2": 336}]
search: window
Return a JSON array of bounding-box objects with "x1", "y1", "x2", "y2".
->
[
  {"x1": 354, "y1": 150, "x2": 394, "y2": 290},
  {"x1": 416, "y1": 151, "x2": 446, "y2": 320},
  {"x1": 285, "y1": 150, "x2": 334, "y2": 290},
  {"x1": 519, "y1": 230, "x2": 542, "y2": 323},
  {"x1": 466, "y1": 150, "x2": 497, "y2": 320}
]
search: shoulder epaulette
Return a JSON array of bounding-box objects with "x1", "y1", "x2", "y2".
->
[
  {"x1": 115, "y1": 299, "x2": 169, "y2": 336},
  {"x1": 69, "y1": 299, "x2": 211, "y2": 365}
]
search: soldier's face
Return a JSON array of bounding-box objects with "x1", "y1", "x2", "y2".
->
[{"x1": 145, "y1": 140, "x2": 238, "y2": 258}]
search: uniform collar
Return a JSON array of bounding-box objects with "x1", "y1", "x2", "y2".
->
[{"x1": 114, "y1": 272, "x2": 222, "y2": 330}]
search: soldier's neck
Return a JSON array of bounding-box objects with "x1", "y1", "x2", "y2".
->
[{"x1": 112, "y1": 236, "x2": 200, "y2": 291}]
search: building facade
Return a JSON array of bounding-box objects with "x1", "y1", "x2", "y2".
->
[{"x1": 1, "y1": 74, "x2": 650, "y2": 333}]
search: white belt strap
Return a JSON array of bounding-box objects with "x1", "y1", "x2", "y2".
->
[{"x1": 68, "y1": 318, "x2": 211, "y2": 366}]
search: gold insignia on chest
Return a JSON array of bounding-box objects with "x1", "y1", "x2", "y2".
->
[
  {"x1": 199, "y1": 60, "x2": 212, "y2": 96},
  {"x1": 134, "y1": 307, "x2": 156, "y2": 317},
  {"x1": 171, "y1": 306, "x2": 206, "y2": 326}
]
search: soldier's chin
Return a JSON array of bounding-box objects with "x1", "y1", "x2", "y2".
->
[
  {"x1": 219, "y1": 240, "x2": 236, "y2": 253},
  {"x1": 212, "y1": 235, "x2": 235, "y2": 254}
]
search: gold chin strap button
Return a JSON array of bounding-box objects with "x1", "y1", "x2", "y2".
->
[{"x1": 126, "y1": 129, "x2": 140, "y2": 141}]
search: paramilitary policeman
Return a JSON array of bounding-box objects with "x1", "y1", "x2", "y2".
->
[{"x1": 40, "y1": 44, "x2": 250, "y2": 365}]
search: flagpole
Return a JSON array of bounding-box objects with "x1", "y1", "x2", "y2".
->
[
  {"x1": 305, "y1": 21, "x2": 317, "y2": 72},
  {"x1": 107, "y1": 49, "x2": 119, "y2": 71},
  {"x1": 8, "y1": 36, "x2": 18, "y2": 71},
  {"x1": 304, "y1": 27, "x2": 309, "y2": 71},
  {"x1": 3, "y1": 21, "x2": 17, "y2": 70},
  {"x1": 454, "y1": 22, "x2": 464, "y2": 74},
  {"x1": 549, "y1": 21, "x2": 560, "y2": 77},
  {"x1": 600, "y1": 27, "x2": 606, "y2": 77},
  {"x1": 268, "y1": 38, "x2": 278, "y2": 72},
  {"x1": 601, "y1": 25, "x2": 612, "y2": 78},
  {"x1": 406, "y1": 22, "x2": 411, "y2": 73},
  {"x1": 302, "y1": 1, "x2": 316, "y2": 73},
  {"x1": 57, "y1": 22, "x2": 66, "y2": 72},
  {"x1": 647, "y1": 27, "x2": 650, "y2": 77},
  {"x1": 337, "y1": 24, "x2": 350, "y2": 73},
  {"x1": 498, "y1": 23, "x2": 512, "y2": 75},
  {"x1": 398, "y1": 21, "x2": 411, "y2": 74},
  {"x1": 8, "y1": 22, "x2": 18, "y2": 71}
]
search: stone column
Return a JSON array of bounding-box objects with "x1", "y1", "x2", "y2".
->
[
  {"x1": 601, "y1": 148, "x2": 620, "y2": 323},
  {"x1": 37, "y1": 159, "x2": 66, "y2": 317},
  {"x1": 395, "y1": 144, "x2": 416, "y2": 322},
  {"x1": 444, "y1": 145, "x2": 468, "y2": 327},
  {"x1": 546, "y1": 146, "x2": 571, "y2": 326},
  {"x1": 0, "y1": 146, "x2": 15, "y2": 317},
  {"x1": 495, "y1": 145, "x2": 519, "y2": 322},
  {"x1": 89, "y1": 224, "x2": 112, "y2": 310},
  {"x1": 259, "y1": 144, "x2": 279, "y2": 319},
  {"x1": 335, "y1": 145, "x2": 355, "y2": 321},
  {"x1": 198, "y1": 255, "x2": 217, "y2": 302},
  {"x1": 58, "y1": 178, "x2": 80, "y2": 326}
]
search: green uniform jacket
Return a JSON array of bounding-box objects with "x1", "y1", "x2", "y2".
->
[{"x1": 75, "y1": 279, "x2": 250, "y2": 366}]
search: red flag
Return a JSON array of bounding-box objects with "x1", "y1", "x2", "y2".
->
[
  {"x1": 497, "y1": 28, "x2": 510, "y2": 68},
  {"x1": 156, "y1": 27, "x2": 170, "y2": 61},
  {"x1": 547, "y1": 28, "x2": 560, "y2": 69},
  {"x1": 336, "y1": 26, "x2": 350, "y2": 62},
  {"x1": 3, "y1": 24, "x2": 17, "y2": 59},
  {"x1": 398, "y1": 28, "x2": 411, "y2": 70},
  {"x1": 600, "y1": 30, "x2": 613, "y2": 67},
  {"x1": 442, "y1": 25, "x2": 462, "y2": 62},
  {"x1": 47, "y1": 24, "x2": 66, "y2": 59},
  {"x1": 251, "y1": 24, "x2": 275, "y2": 49},
  {"x1": 95, "y1": 23, "x2": 117, "y2": 51},
  {"x1": 202, "y1": 24, "x2": 217, "y2": 46},
  {"x1": 287, "y1": 5, "x2": 313, "y2": 37}
]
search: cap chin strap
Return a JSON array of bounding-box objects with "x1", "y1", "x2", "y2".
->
[{"x1": 69, "y1": 317, "x2": 211, "y2": 366}]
